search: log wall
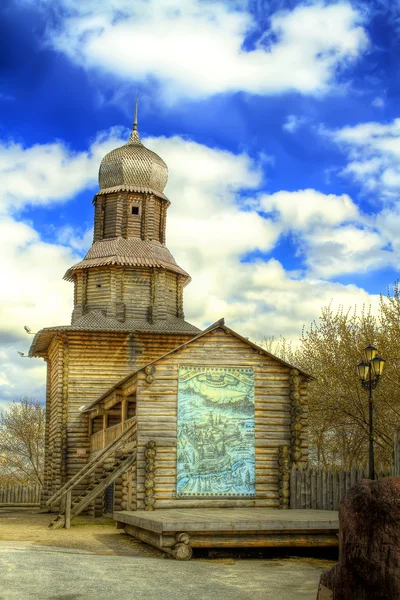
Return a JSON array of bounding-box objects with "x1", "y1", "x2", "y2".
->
[
  {"x1": 86, "y1": 268, "x2": 111, "y2": 312},
  {"x1": 124, "y1": 268, "x2": 152, "y2": 320},
  {"x1": 134, "y1": 327, "x2": 309, "y2": 510},
  {"x1": 93, "y1": 192, "x2": 167, "y2": 243},
  {"x1": 73, "y1": 265, "x2": 181, "y2": 322},
  {"x1": 43, "y1": 331, "x2": 194, "y2": 499}
]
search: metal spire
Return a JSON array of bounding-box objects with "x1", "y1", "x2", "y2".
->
[
  {"x1": 133, "y1": 96, "x2": 138, "y2": 131},
  {"x1": 128, "y1": 96, "x2": 141, "y2": 144}
]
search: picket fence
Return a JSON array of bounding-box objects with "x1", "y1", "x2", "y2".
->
[{"x1": 0, "y1": 484, "x2": 41, "y2": 506}]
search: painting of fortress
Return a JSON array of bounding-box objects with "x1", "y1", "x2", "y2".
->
[{"x1": 177, "y1": 367, "x2": 255, "y2": 497}]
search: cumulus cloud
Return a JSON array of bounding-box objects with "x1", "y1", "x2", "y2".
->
[
  {"x1": 0, "y1": 218, "x2": 79, "y2": 407},
  {"x1": 327, "y1": 118, "x2": 400, "y2": 198},
  {"x1": 32, "y1": 0, "x2": 368, "y2": 100},
  {"x1": 0, "y1": 127, "x2": 126, "y2": 213},
  {"x1": 260, "y1": 188, "x2": 359, "y2": 230},
  {"x1": 303, "y1": 225, "x2": 395, "y2": 277},
  {"x1": 184, "y1": 256, "x2": 382, "y2": 341},
  {"x1": 258, "y1": 188, "x2": 397, "y2": 277}
]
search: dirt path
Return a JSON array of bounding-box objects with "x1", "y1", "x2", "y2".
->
[{"x1": 0, "y1": 508, "x2": 164, "y2": 557}]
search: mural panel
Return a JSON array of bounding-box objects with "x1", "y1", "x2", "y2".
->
[{"x1": 177, "y1": 366, "x2": 255, "y2": 497}]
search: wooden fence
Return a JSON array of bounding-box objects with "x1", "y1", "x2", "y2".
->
[
  {"x1": 289, "y1": 464, "x2": 392, "y2": 510},
  {"x1": 0, "y1": 484, "x2": 41, "y2": 506},
  {"x1": 289, "y1": 428, "x2": 400, "y2": 510}
]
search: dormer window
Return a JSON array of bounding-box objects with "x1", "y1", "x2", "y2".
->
[{"x1": 131, "y1": 205, "x2": 139, "y2": 215}]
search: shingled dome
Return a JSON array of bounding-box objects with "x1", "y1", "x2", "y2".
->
[{"x1": 98, "y1": 123, "x2": 168, "y2": 194}]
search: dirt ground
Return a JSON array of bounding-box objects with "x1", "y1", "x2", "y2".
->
[
  {"x1": 0, "y1": 507, "x2": 337, "y2": 570},
  {"x1": 0, "y1": 507, "x2": 164, "y2": 558}
]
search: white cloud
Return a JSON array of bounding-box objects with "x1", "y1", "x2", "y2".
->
[
  {"x1": 0, "y1": 218, "x2": 75, "y2": 336},
  {"x1": 56, "y1": 226, "x2": 94, "y2": 251},
  {"x1": 0, "y1": 218, "x2": 79, "y2": 407},
  {"x1": 184, "y1": 256, "x2": 382, "y2": 341},
  {"x1": 257, "y1": 188, "x2": 398, "y2": 277},
  {"x1": 0, "y1": 127, "x2": 126, "y2": 213},
  {"x1": 372, "y1": 96, "x2": 385, "y2": 108},
  {"x1": 146, "y1": 134, "x2": 279, "y2": 272},
  {"x1": 303, "y1": 224, "x2": 395, "y2": 277},
  {"x1": 35, "y1": 0, "x2": 368, "y2": 100},
  {"x1": 327, "y1": 118, "x2": 400, "y2": 198},
  {"x1": 283, "y1": 114, "x2": 309, "y2": 133},
  {"x1": 260, "y1": 188, "x2": 359, "y2": 231}
]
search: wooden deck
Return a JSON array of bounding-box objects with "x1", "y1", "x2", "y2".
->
[{"x1": 114, "y1": 508, "x2": 339, "y2": 560}]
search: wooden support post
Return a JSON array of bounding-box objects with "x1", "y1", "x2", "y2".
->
[
  {"x1": 121, "y1": 399, "x2": 128, "y2": 428},
  {"x1": 65, "y1": 490, "x2": 72, "y2": 529},
  {"x1": 102, "y1": 413, "x2": 108, "y2": 449}
]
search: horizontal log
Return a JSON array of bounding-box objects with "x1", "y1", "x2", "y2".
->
[{"x1": 188, "y1": 533, "x2": 338, "y2": 548}]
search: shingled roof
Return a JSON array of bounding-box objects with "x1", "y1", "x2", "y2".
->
[
  {"x1": 29, "y1": 311, "x2": 201, "y2": 356},
  {"x1": 64, "y1": 238, "x2": 190, "y2": 281},
  {"x1": 94, "y1": 184, "x2": 170, "y2": 203}
]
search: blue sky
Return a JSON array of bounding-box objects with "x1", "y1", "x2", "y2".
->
[{"x1": 1, "y1": 0, "x2": 400, "y2": 408}]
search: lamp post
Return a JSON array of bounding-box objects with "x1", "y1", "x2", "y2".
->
[{"x1": 357, "y1": 345, "x2": 385, "y2": 480}]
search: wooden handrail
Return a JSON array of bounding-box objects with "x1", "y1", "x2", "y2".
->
[{"x1": 46, "y1": 418, "x2": 137, "y2": 507}]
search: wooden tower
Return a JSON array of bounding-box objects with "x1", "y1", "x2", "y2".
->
[{"x1": 30, "y1": 106, "x2": 200, "y2": 504}]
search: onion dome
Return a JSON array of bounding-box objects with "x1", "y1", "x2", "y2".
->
[{"x1": 98, "y1": 100, "x2": 168, "y2": 194}]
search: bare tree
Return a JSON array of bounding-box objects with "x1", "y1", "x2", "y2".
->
[{"x1": 0, "y1": 397, "x2": 45, "y2": 485}]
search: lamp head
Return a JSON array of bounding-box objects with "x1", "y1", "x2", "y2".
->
[
  {"x1": 357, "y1": 361, "x2": 369, "y2": 382},
  {"x1": 371, "y1": 355, "x2": 385, "y2": 378},
  {"x1": 364, "y1": 345, "x2": 378, "y2": 363}
]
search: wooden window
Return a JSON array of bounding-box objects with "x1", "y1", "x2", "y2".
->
[{"x1": 131, "y1": 205, "x2": 139, "y2": 215}]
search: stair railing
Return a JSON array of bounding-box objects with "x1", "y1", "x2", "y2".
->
[{"x1": 46, "y1": 418, "x2": 137, "y2": 509}]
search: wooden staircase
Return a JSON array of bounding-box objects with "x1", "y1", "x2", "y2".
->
[{"x1": 46, "y1": 419, "x2": 137, "y2": 529}]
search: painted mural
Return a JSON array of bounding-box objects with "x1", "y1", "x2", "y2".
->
[{"x1": 177, "y1": 366, "x2": 255, "y2": 497}]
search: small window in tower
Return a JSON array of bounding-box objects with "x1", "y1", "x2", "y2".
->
[
  {"x1": 131, "y1": 205, "x2": 139, "y2": 215},
  {"x1": 96, "y1": 284, "x2": 102, "y2": 288}
]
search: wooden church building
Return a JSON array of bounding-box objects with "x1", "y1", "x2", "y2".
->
[{"x1": 29, "y1": 107, "x2": 316, "y2": 556}]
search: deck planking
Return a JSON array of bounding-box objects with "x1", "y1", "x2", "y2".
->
[
  {"x1": 114, "y1": 508, "x2": 338, "y2": 533},
  {"x1": 114, "y1": 508, "x2": 339, "y2": 559}
]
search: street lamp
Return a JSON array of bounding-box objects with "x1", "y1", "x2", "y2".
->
[{"x1": 357, "y1": 345, "x2": 385, "y2": 480}]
